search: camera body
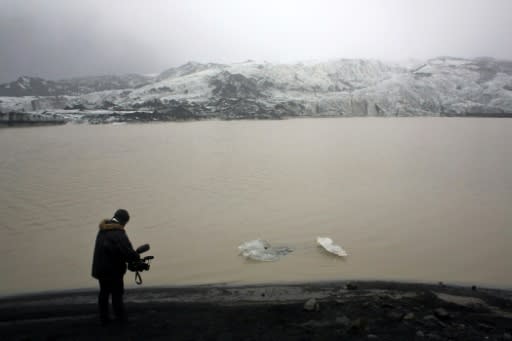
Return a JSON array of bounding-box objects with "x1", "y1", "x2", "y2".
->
[
  {"x1": 128, "y1": 243, "x2": 154, "y2": 273},
  {"x1": 128, "y1": 256, "x2": 152, "y2": 272}
]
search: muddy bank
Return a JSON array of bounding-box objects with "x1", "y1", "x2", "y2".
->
[{"x1": 1, "y1": 281, "x2": 512, "y2": 340}]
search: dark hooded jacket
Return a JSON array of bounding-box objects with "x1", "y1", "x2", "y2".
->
[{"x1": 91, "y1": 219, "x2": 140, "y2": 279}]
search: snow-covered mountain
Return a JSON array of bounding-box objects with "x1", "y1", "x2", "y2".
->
[
  {"x1": 0, "y1": 74, "x2": 152, "y2": 97},
  {"x1": 1, "y1": 57, "x2": 512, "y2": 124}
]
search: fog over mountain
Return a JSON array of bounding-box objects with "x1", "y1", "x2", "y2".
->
[{"x1": 0, "y1": 0, "x2": 511, "y2": 83}]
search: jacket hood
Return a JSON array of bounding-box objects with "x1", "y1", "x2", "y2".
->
[{"x1": 99, "y1": 219, "x2": 125, "y2": 231}]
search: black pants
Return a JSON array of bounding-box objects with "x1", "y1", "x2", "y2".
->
[{"x1": 98, "y1": 277, "x2": 125, "y2": 321}]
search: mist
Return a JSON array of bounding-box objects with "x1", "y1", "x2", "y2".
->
[{"x1": 0, "y1": 0, "x2": 511, "y2": 82}]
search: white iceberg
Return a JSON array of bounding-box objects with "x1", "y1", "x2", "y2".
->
[
  {"x1": 238, "y1": 239, "x2": 293, "y2": 262},
  {"x1": 316, "y1": 237, "x2": 348, "y2": 257}
]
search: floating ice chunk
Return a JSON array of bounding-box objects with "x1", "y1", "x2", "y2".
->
[
  {"x1": 316, "y1": 237, "x2": 348, "y2": 257},
  {"x1": 238, "y1": 239, "x2": 293, "y2": 262}
]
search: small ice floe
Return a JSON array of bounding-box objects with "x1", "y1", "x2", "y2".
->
[
  {"x1": 316, "y1": 237, "x2": 348, "y2": 257},
  {"x1": 238, "y1": 239, "x2": 293, "y2": 262}
]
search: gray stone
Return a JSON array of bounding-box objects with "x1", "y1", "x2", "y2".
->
[
  {"x1": 403, "y1": 312, "x2": 415, "y2": 320},
  {"x1": 504, "y1": 332, "x2": 512, "y2": 340},
  {"x1": 422, "y1": 315, "x2": 440, "y2": 328},
  {"x1": 300, "y1": 320, "x2": 332, "y2": 328},
  {"x1": 416, "y1": 330, "x2": 425, "y2": 338},
  {"x1": 477, "y1": 322, "x2": 494, "y2": 332},
  {"x1": 427, "y1": 333, "x2": 442, "y2": 340},
  {"x1": 434, "y1": 308, "x2": 450, "y2": 320},
  {"x1": 304, "y1": 298, "x2": 319, "y2": 312},
  {"x1": 367, "y1": 334, "x2": 378, "y2": 339}
]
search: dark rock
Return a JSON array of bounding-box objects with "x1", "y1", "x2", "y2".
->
[
  {"x1": 438, "y1": 320, "x2": 448, "y2": 329},
  {"x1": 208, "y1": 97, "x2": 279, "y2": 119},
  {"x1": 156, "y1": 61, "x2": 225, "y2": 81},
  {"x1": 423, "y1": 313, "x2": 448, "y2": 328},
  {"x1": 477, "y1": 322, "x2": 494, "y2": 332},
  {"x1": 416, "y1": 330, "x2": 425, "y2": 338},
  {"x1": 349, "y1": 318, "x2": 367, "y2": 334},
  {"x1": 367, "y1": 334, "x2": 378, "y2": 339},
  {"x1": 504, "y1": 332, "x2": 512, "y2": 340},
  {"x1": 210, "y1": 71, "x2": 263, "y2": 99},
  {"x1": 387, "y1": 311, "x2": 405, "y2": 322},
  {"x1": 0, "y1": 75, "x2": 151, "y2": 97},
  {"x1": 335, "y1": 316, "x2": 351, "y2": 328},
  {"x1": 346, "y1": 283, "x2": 358, "y2": 291},
  {"x1": 381, "y1": 302, "x2": 395, "y2": 309},
  {"x1": 472, "y1": 285, "x2": 477, "y2": 291}
]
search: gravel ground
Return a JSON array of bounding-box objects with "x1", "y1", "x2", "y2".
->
[{"x1": 1, "y1": 281, "x2": 511, "y2": 340}]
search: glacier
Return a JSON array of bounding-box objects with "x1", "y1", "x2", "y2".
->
[{"x1": 1, "y1": 57, "x2": 511, "y2": 124}]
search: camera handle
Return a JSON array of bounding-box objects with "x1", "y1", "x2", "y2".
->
[{"x1": 133, "y1": 256, "x2": 153, "y2": 285}]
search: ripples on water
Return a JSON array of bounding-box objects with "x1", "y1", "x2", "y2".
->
[{"x1": 1, "y1": 118, "x2": 511, "y2": 295}]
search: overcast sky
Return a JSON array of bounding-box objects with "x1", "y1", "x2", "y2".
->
[{"x1": 0, "y1": 0, "x2": 510, "y2": 82}]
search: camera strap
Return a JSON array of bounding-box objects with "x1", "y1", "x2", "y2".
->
[{"x1": 135, "y1": 271, "x2": 143, "y2": 285}]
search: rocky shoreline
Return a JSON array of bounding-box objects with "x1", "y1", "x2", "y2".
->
[
  {"x1": 2, "y1": 109, "x2": 512, "y2": 127},
  {"x1": 1, "y1": 281, "x2": 511, "y2": 340}
]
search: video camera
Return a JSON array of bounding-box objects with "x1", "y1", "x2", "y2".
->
[{"x1": 128, "y1": 244, "x2": 154, "y2": 285}]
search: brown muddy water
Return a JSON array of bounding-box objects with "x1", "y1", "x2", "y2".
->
[{"x1": 0, "y1": 118, "x2": 511, "y2": 295}]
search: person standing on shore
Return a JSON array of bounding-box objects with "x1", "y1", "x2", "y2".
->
[{"x1": 91, "y1": 209, "x2": 140, "y2": 325}]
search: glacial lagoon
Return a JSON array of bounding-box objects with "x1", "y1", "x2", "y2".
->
[{"x1": 1, "y1": 117, "x2": 511, "y2": 295}]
